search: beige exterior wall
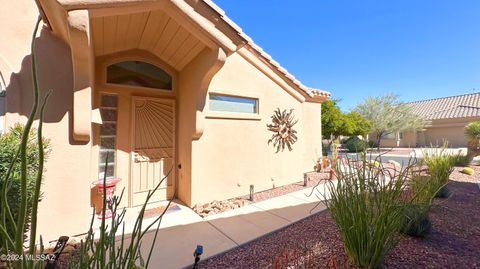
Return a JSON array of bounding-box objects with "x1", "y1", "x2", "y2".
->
[
  {"x1": 190, "y1": 52, "x2": 322, "y2": 205},
  {"x1": 399, "y1": 131, "x2": 416, "y2": 147},
  {"x1": 422, "y1": 127, "x2": 466, "y2": 147},
  {"x1": 378, "y1": 138, "x2": 399, "y2": 148},
  {"x1": 420, "y1": 118, "x2": 477, "y2": 147},
  {"x1": 375, "y1": 117, "x2": 480, "y2": 148}
]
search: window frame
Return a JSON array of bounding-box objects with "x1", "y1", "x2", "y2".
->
[
  {"x1": 98, "y1": 53, "x2": 177, "y2": 96},
  {"x1": 206, "y1": 90, "x2": 262, "y2": 121},
  {"x1": 106, "y1": 60, "x2": 173, "y2": 91}
]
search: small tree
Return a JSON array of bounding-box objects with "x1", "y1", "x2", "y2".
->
[
  {"x1": 322, "y1": 100, "x2": 372, "y2": 141},
  {"x1": 343, "y1": 111, "x2": 372, "y2": 137},
  {"x1": 354, "y1": 94, "x2": 430, "y2": 150},
  {"x1": 465, "y1": 121, "x2": 480, "y2": 160},
  {"x1": 321, "y1": 99, "x2": 344, "y2": 139}
]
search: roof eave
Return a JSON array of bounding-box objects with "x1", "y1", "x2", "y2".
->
[{"x1": 39, "y1": 0, "x2": 331, "y2": 100}]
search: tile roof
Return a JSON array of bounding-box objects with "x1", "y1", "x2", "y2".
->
[
  {"x1": 203, "y1": 0, "x2": 331, "y2": 100},
  {"x1": 407, "y1": 93, "x2": 480, "y2": 120}
]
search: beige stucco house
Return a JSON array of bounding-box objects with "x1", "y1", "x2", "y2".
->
[
  {"x1": 0, "y1": 0, "x2": 329, "y2": 240},
  {"x1": 376, "y1": 93, "x2": 480, "y2": 148}
]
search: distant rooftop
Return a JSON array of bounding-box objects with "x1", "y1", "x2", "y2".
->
[{"x1": 407, "y1": 92, "x2": 480, "y2": 120}]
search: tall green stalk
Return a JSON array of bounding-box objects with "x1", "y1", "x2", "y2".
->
[
  {"x1": 322, "y1": 152, "x2": 416, "y2": 269},
  {"x1": 14, "y1": 15, "x2": 42, "y2": 260},
  {"x1": 27, "y1": 92, "x2": 51, "y2": 267},
  {"x1": 0, "y1": 15, "x2": 49, "y2": 269}
]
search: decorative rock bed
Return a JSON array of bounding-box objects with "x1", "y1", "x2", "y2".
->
[
  {"x1": 192, "y1": 172, "x2": 331, "y2": 218},
  {"x1": 193, "y1": 198, "x2": 252, "y2": 217}
]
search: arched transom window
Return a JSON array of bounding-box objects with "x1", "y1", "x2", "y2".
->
[{"x1": 107, "y1": 61, "x2": 172, "y2": 90}]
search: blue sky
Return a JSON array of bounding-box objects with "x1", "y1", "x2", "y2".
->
[{"x1": 214, "y1": 0, "x2": 480, "y2": 111}]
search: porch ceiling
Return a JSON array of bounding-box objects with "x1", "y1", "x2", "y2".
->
[{"x1": 91, "y1": 10, "x2": 206, "y2": 70}]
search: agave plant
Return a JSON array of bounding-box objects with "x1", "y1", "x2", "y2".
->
[{"x1": 267, "y1": 108, "x2": 298, "y2": 153}]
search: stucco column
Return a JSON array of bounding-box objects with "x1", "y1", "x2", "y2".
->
[
  {"x1": 177, "y1": 47, "x2": 227, "y2": 205},
  {"x1": 67, "y1": 10, "x2": 94, "y2": 142}
]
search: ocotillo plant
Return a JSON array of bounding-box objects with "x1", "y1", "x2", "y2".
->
[{"x1": 0, "y1": 16, "x2": 51, "y2": 269}]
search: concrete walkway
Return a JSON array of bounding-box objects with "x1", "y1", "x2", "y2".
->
[{"x1": 138, "y1": 182, "x2": 331, "y2": 269}]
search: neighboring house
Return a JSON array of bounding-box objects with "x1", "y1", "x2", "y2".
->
[
  {"x1": 0, "y1": 0, "x2": 330, "y2": 240},
  {"x1": 377, "y1": 93, "x2": 480, "y2": 148}
]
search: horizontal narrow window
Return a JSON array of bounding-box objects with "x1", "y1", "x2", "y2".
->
[
  {"x1": 209, "y1": 94, "x2": 258, "y2": 114},
  {"x1": 107, "y1": 61, "x2": 172, "y2": 90}
]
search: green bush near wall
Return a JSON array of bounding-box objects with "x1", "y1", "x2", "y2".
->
[
  {"x1": 345, "y1": 136, "x2": 368, "y2": 152},
  {"x1": 0, "y1": 124, "x2": 50, "y2": 247}
]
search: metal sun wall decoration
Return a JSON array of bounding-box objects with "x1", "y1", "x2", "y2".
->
[{"x1": 267, "y1": 108, "x2": 298, "y2": 153}]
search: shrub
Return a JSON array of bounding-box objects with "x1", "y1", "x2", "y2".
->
[
  {"x1": 401, "y1": 204, "x2": 431, "y2": 238},
  {"x1": 323, "y1": 155, "x2": 412, "y2": 269},
  {"x1": 461, "y1": 167, "x2": 475, "y2": 176},
  {"x1": 345, "y1": 136, "x2": 367, "y2": 152},
  {"x1": 423, "y1": 149, "x2": 455, "y2": 198},
  {"x1": 0, "y1": 124, "x2": 50, "y2": 248},
  {"x1": 452, "y1": 154, "x2": 470, "y2": 167},
  {"x1": 435, "y1": 186, "x2": 451, "y2": 198},
  {"x1": 400, "y1": 176, "x2": 437, "y2": 238},
  {"x1": 409, "y1": 176, "x2": 437, "y2": 204},
  {"x1": 367, "y1": 140, "x2": 378, "y2": 148},
  {"x1": 340, "y1": 136, "x2": 351, "y2": 144}
]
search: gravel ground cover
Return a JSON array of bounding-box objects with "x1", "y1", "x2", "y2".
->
[
  {"x1": 199, "y1": 165, "x2": 480, "y2": 269},
  {"x1": 193, "y1": 172, "x2": 331, "y2": 217},
  {"x1": 238, "y1": 172, "x2": 331, "y2": 203}
]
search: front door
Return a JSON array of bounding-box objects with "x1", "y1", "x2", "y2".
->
[{"x1": 131, "y1": 97, "x2": 175, "y2": 206}]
